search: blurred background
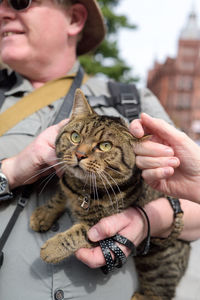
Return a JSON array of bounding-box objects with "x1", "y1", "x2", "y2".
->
[
  {"x1": 80, "y1": 0, "x2": 200, "y2": 143},
  {"x1": 118, "y1": 0, "x2": 200, "y2": 143}
]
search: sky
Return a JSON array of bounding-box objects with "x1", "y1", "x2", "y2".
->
[{"x1": 117, "y1": 0, "x2": 199, "y2": 87}]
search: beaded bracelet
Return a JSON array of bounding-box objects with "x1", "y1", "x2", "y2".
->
[{"x1": 151, "y1": 196, "x2": 184, "y2": 248}]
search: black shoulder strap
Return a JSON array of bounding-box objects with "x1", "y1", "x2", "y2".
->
[
  {"x1": 107, "y1": 81, "x2": 141, "y2": 122},
  {"x1": 0, "y1": 69, "x2": 17, "y2": 110},
  {"x1": 53, "y1": 65, "x2": 84, "y2": 124},
  {"x1": 0, "y1": 186, "x2": 32, "y2": 269}
]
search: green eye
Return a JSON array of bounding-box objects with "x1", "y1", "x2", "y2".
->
[
  {"x1": 99, "y1": 142, "x2": 112, "y2": 152},
  {"x1": 71, "y1": 132, "x2": 81, "y2": 143}
]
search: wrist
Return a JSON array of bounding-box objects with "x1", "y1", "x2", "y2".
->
[
  {"x1": 1, "y1": 157, "x2": 20, "y2": 190},
  {"x1": 144, "y1": 197, "x2": 174, "y2": 238}
]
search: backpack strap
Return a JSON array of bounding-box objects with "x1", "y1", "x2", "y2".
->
[
  {"x1": 0, "y1": 70, "x2": 17, "y2": 110},
  {"x1": 107, "y1": 81, "x2": 141, "y2": 122},
  {"x1": 53, "y1": 66, "x2": 86, "y2": 124},
  {"x1": 0, "y1": 185, "x2": 33, "y2": 270}
]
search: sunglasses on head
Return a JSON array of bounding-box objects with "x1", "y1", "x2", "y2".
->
[{"x1": 0, "y1": 0, "x2": 32, "y2": 11}]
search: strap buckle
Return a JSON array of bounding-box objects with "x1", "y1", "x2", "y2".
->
[
  {"x1": 120, "y1": 93, "x2": 139, "y2": 105},
  {"x1": 18, "y1": 196, "x2": 29, "y2": 208}
]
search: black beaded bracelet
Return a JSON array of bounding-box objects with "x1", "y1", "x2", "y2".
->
[{"x1": 151, "y1": 196, "x2": 184, "y2": 248}]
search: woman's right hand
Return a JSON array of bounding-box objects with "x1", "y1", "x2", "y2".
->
[
  {"x1": 1, "y1": 119, "x2": 68, "y2": 189},
  {"x1": 129, "y1": 113, "x2": 200, "y2": 203}
]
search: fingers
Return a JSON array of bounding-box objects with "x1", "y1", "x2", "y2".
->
[
  {"x1": 134, "y1": 140, "x2": 174, "y2": 157},
  {"x1": 136, "y1": 155, "x2": 180, "y2": 169},
  {"x1": 141, "y1": 167, "x2": 175, "y2": 183},
  {"x1": 75, "y1": 246, "x2": 108, "y2": 268},
  {"x1": 129, "y1": 119, "x2": 145, "y2": 138},
  {"x1": 140, "y1": 113, "x2": 184, "y2": 145},
  {"x1": 87, "y1": 208, "x2": 143, "y2": 242},
  {"x1": 75, "y1": 208, "x2": 146, "y2": 268}
]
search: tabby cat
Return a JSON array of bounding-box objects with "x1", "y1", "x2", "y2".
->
[{"x1": 30, "y1": 89, "x2": 190, "y2": 300}]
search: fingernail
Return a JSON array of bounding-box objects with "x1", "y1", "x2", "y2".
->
[
  {"x1": 169, "y1": 158, "x2": 179, "y2": 166},
  {"x1": 165, "y1": 147, "x2": 174, "y2": 155},
  {"x1": 132, "y1": 128, "x2": 144, "y2": 139},
  {"x1": 88, "y1": 227, "x2": 100, "y2": 241},
  {"x1": 163, "y1": 167, "x2": 173, "y2": 176}
]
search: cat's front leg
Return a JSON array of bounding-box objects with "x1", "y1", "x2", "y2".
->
[
  {"x1": 30, "y1": 190, "x2": 66, "y2": 232},
  {"x1": 40, "y1": 223, "x2": 91, "y2": 263},
  {"x1": 131, "y1": 293, "x2": 162, "y2": 300}
]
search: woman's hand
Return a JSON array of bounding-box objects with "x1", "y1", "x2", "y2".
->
[
  {"x1": 75, "y1": 198, "x2": 174, "y2": 268},
  {"x1": 2, "y1": 119, "x2": 68, "y2": 189},
  {"x1": 129, "y1": 113, "x2": 200, "y2": 203}
]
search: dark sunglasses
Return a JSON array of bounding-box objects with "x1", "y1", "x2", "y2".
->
[{"x1": 0, "y1": 0, "x2": 32, "y2": 11}]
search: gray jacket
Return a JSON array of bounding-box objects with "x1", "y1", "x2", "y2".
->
[{"x1": 0, "y1": 65, "x2": 172, "y2": 300}]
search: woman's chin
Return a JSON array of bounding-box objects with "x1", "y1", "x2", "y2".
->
[{"x1": 1, "y1": 49, "x2": 27, "y2": 69}]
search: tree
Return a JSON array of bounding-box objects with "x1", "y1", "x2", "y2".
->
[{"x1": 79, "y1": 0, "x2": 138, "y2": 82}]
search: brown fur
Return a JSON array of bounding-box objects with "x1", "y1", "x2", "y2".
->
[{"x1": 30, "y1": 89, "x2": 190, "y2": 300}]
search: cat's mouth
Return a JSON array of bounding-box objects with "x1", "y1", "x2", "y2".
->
[{"x1": 74, "y1": 165, "x2": 82, "y2": 170}]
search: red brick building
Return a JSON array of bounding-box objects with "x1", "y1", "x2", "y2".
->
[{"x1": 147, "y1": 10, "x2": 200, "y2": 139}]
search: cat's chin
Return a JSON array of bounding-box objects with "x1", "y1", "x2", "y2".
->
[{"x1": 67, "y1": 165, "x2": 86, "y2": 180}]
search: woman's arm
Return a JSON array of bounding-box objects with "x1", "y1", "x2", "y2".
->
[{"x1": 75, "y1": 197, "x2": 200, "y2": 268}]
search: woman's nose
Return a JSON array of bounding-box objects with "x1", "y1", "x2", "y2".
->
[{"x1": 0, "y1": 0, "x2": 16, "y2": 18}]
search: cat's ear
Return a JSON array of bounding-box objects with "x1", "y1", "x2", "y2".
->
[
  {"x1": 131, "y1": 134, "x2": 152, "y2": 146},
  {"x1": 123, "y1": 130, "x2": 152, "y2": 146},
  {"x1": 71, "y1": 89, "x2": 97, "y2": 119}
]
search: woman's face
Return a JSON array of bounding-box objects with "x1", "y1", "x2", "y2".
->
[{"x1": 0, "y1": 0, "x2": 72, "y2": 69}]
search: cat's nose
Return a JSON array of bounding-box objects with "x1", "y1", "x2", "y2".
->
[{"x1": 75, "y1": 150, "x2": 87, "y2": 161}]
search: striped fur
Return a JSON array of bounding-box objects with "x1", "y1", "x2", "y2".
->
[{"x1": 30, "y1": 89, "x2": 190, "y2": 300}]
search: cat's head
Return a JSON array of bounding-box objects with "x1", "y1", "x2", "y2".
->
[{"x1": 55, "y1": 89, "x2": 138, "y2": 187}]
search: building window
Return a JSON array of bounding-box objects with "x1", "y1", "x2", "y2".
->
[
  {"x1": 179, "y1": 61, "x2": 195, "y2": 71},
  {"x1": 180, "y1": 47, "x2": 196, "y2": 56},
  {"x1": 176, "y1": 93, "x2": 191, "y2": 109},
  {"x1": 177, "y1": 76, "x2": 193, "y2": 90}
]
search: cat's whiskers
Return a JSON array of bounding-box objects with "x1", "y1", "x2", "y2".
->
[
  {"x1": 93, "y1": 172, "x2": 100, "y2": 210},
  {"x1": 102, "y1": 170, "x2": 124, "y2": 209},
  {"x1": 23, "y1": 161, "x2": 65, "y2": 184},
  {"x1": 38, "y1": 164, "x2": 67, "y2": 194},
  {"x1": 45, "y1": 157, "x2": 63, "y2": 163},
  {"x1": 89, "y1": 171, "x2": 93, "y2": 195},
  {"x1": 38, "y1": 170, "x2": 58, "y2": 195},
  {"x1": 105, "y1": 165, "x2": 124, "y2": 177},
  {"x1": 99, "y1": 171, "x2": 119, "y2": 213},
  {"x1": 82, "y1": 171, "x2": 90, "y2": 190},
  {"x1": 97, "y1": 171, "x2": 115, "y2": 212},
  {"x1": 91, "y1": 172, "x2": 101, "y2": 217},
  {"x1": 56, "y1": 164, "x2": 68, "y2": 174}
]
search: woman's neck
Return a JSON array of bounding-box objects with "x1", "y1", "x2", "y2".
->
[{"x1": 9, "y1": 51, "x2": 77, "y2": 89}]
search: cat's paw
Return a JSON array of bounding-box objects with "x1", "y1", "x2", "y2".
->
[
  {"x1": 131, "y1": 293, "x2": 162, "y2": 300},
  {"x1": 40, "y1": 234, "x2": 72, "y2": 263},
  {"x1": 131, "y1": 293, "x2": 148, "y2": 300},
  {"x1": 131, "y1": 293, "x2": 145, "y2": 300},
  {"x1": 30, "y1": 206, "x2": 56, "y2": 232}
]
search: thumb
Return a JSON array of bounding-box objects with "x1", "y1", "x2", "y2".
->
[
  {"x1": 88, "y1": 208, "x2": 140, "y2": 242},
  {"x1": 141, "y1": 113, "x2": 180, "y2": 145},
  {"x1": 88, "y1": 212, "x2": 132, "y2": 242},
  {"x1": 56, "y1": 118, "x2": 69, "y2": 131}
]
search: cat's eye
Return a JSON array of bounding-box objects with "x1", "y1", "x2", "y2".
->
[
  {"x1": 99, "y1": 142, "x2": 112, "y2": 152},
  {"x1": 71, "y1": 132, "x2": 81, "y2": 143}
]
